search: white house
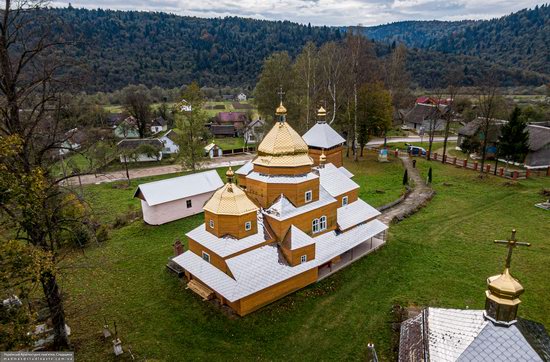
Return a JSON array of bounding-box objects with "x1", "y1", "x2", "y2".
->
[
  {"x1": 133, "y1": 170, "x2": 224, "y2": 225},
  {"x1": 159, "y1": 129, "x2": 180, "y2": 155},
  {"x1": 237, "y1": 93, "x2": 247, "y2": 102},
  {"x1": 118, "y1": 139, "x2": 163, "y2": 163},
  {"x1": 244, "y1": 118, "x2": 266, "y2": 145},
  {"x1": 150, "y1": 116, "x2": 168, "y2": 134},
  {"x1": 59, "y1": 128, "x2": 84, "y2": 155}
]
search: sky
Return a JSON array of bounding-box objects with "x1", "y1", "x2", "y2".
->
[{"x1": 54, "y1": 0, "x2": 546, "y2": 26}]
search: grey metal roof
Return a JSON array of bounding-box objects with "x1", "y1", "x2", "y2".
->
[
  {"x1": 458, "y1": 321, "x2": 543, "y2": 361},
  {"x1": 134, "y1": 170, "x2": 223, "y2": 206},
  {"x1": 399, "y1": 308, "x2": 550, "y2": 362},
  {"x1": 527, "y1": 124, "x2": 550, "y2": 151},
  {"x1": 302, "y1": 122, "x2": 346, "y2": 149}
]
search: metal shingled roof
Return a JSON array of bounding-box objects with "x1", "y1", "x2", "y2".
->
[
  {"x1": 134, "y1": 170, "x2": 223, "y2": 206},
  {"x1": 302, "y1": 122, "x2": 346, "y2": 149}
]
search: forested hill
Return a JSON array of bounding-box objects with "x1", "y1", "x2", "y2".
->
[
  {"x1": 361, "y1": 20, "x2": 476, "y2": 48},
  {"x1": 50, "y1": 8, "x2": 341, "y2": 92},
  {"x1": 48, "y1": 7, "x2": 548, "y2": 92},
  {"x1": 362, "y1": 5, "x2": 550, "y2": 75}
]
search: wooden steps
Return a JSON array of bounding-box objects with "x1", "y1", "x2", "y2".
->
[{"x1": 186, "y1": 279, "x2": 214, "y2": 301}]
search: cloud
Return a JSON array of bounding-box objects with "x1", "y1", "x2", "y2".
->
[{"x1": 54, "y1": 0, "x2": 545, "y2": 26}]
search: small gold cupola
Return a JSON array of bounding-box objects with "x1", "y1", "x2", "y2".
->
[
  {"x1": 317, "y1": 106, "x2": 327, "y2": 123},
  {"x1": 485, "y1": 229, "x2": 531, "y2": 324},
  {"x1": 276, "y1": 101, "x2": 287, "y2": 123},
  {"x1": 226, "y1": 166, "x2": 235, "y2": 184},
  {"x1": 319, "y1": 149, "x2": 327, "y2": 168}
]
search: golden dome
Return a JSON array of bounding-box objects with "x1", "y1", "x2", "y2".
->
[
  {"x1": 487, "y1": 268, "x2": 524, "y2": 299},
  {"x1": 203, "y1": 183, "x2": 259, "y2": 216},
  {"x1": 226, "y1": 166, "x2": 235, "y2": 182},
  {"x1": 317, "y1": 106, "x2": 327, "y2": 118},
  {"x1": 253, "y1": 119, "x2": 313, "y2": 168},
  {"x1": 275, "y1": 101, "x2": 287, "y2": 115}
]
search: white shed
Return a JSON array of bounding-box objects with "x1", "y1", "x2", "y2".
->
[{"x1": 134, "y1": 170, "x2": 224, "y2": 225}]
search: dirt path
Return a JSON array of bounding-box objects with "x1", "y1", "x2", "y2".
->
[
  {"x1": 68, "y1": 153, "x2": 255, "y2": 185},
  {"x1": 379, "y1": 156, "x2": 435, "y2": 224}
]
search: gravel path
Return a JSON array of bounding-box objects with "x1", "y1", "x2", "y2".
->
[
  {"x1": 379, "y1": 156, "x2": 435, "y2": 224},
  {"x1": 67, "y1": 153, "x2": 254, "y2": 185}
]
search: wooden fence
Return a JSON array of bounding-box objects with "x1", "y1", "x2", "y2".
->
[{"x1": 429, "y1": 152, "x2": 549, "y2": 179}]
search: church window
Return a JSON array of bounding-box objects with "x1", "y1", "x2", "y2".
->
[
  {"x1": 301, "y1": 255, "x2": 307, "y2": 264},
  {"x1": 202, "y1": 251, "x2": 210, "y2": 263},
  {"x1": 209, "y1": 220, "x2": 214, "y2": 228},
  {"x1": 305, "y1": 190, "x2": 313, "y2": 203},
  {"x1": 342, "y1": 196, "x2": 348, "y2": 206},
  {"x1": 245, "y1": 221, "x2": 252, "y2": 231},
  {"x1": 312, "y1": 218, "x2": 320, "y2": 233},
  {"x1": 186, "y1": 200, "x2": 192, "y2": 208},
  {"x1": 320, "y1": 216, "x2": 327, "y2": 231}
]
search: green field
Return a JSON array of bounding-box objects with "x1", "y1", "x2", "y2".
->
[{"x1": 62, "y1": 153, "x2": 550, "y2": 361}]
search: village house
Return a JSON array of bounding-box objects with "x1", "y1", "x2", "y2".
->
[
  {"x1": 150, "y1": 116, "x2": 168, "y2": 134},
  {"x1": 114, "y1": 116, "x2": 140, "y2": 139},
  {"x1": 117, "y1": 139, "x2": 163, "y2": 162},
  {"x1": 172, "y1": 103, "x2": 387, "y2": 316},
  {"x1": 403, "y1": 103, "x2": 448, "y2": 132},
  {"x1": 134, "y1": 170, "x2": 224, "y2": 225},
  {"x1": 158, "y1": 129, "x2": 180, "y2": 155},
  {"x1": 525, "y1": 122, "x2": 550, "y2": 169},
  {"x1": 59, "y1": 128, "x2": 85, "y2": 155},
  {"x1": 216, "y1": 111, "x2": 248, "y2": 134},
  {"x1": 302, "y1": 107, "x2": 346, "y2": 167},
  {"x1": 457, "y1": 118, "x2": 507, "y2": 159},
  {"x1": 237, "y1": 93, "x2": 247, "y2": 102},
  {"x1": 244, "y1": 118, "x2": 266, "y2": 145},
  {"x1": 399, "y1": 230, "x2": 550, "y2": 361}
]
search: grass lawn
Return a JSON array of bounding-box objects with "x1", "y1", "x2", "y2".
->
[
  {"x1": 62, "y1": 154, "x2": 550, "y2": 361},
  {"x1": 211, "y1": 137, "x2": 246, "y2": 150}
]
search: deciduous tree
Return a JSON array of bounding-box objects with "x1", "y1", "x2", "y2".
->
[{"x1": 174, "y1": 82, "x2": 208, "y2": 170}]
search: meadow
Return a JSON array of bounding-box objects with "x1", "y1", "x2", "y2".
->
[{"x1": 61, "y1": 153, "x2": 550, "y2": 361}]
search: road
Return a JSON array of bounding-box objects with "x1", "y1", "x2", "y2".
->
[
  {"x1": 70, "y1": 136, "x2": 458, "y2": 185},
  {"x1": 366, "y1": 136, "x2": 458, "y2": 147},
  {"x1": 70, "y1": 153, "x2": 254, "y2": 185}
]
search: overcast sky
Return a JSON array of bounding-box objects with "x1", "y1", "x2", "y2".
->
[{"x1": 54, "y1": 0, "x2": 545, "y2": 26}]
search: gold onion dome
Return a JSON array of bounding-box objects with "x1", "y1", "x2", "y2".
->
[
  {"x1": 203, "y1": 183, "x2": 259, "y2": 216},
  {"x1": 226, "y1": 166, "x2": 235, "y2": 182},
  {"x1": 275, "y1": 101, "x2": 287, "y2": 115},
  {"x1": 487, "y1": 268, "x2": 524, "y2": 301}
]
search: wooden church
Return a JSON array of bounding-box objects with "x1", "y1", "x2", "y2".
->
[{"x1": 173, "y1": 103, "x2": 388, "y2": 316}]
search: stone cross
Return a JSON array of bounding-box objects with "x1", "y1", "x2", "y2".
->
[{"x1": 494, "y1": 229, "x2": 530, "y2": 270}]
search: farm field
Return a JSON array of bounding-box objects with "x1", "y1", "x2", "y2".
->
[{"x1": 61, "y1": 154, "x2": 550, "y2": 361}]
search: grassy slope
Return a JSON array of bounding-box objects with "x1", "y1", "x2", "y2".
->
[{"x1": 62, "y1": 154, "x2": 549, "y2": 361}]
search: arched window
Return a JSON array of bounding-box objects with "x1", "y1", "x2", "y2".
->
[{"x1": 320, "y1": 216, "x2": 327, "y2": 231}]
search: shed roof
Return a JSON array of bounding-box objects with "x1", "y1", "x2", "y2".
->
[
  {"x1": 210, "y1": 124, "x2": 235, "y2": 136},
  {"x1": 302, "y1": 122, "x2": 346, "y2": 149},
  {"x1": 133, "y1": 170, "x2": 223, "y2": 206}
]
